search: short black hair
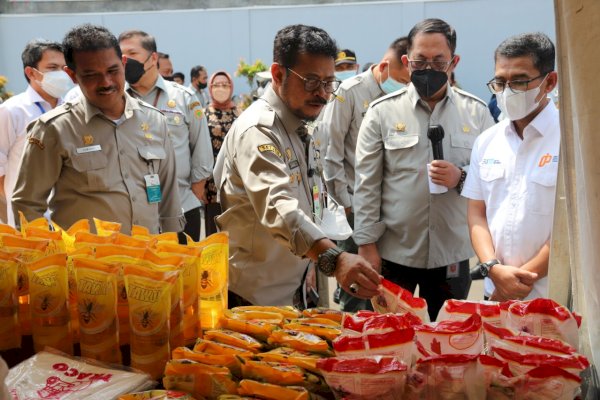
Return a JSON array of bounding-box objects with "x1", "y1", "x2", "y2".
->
[
  {"x1": 63, "y1": 24, "x2": 121, "y2": 71},
  {"x1": 157, "y1": 52, "x2": 169, "y2": 60},
  {"x1": 21, "y1": 39, "x2": 63, "y2": 83},
  {"x1": 495, "y1": 32, "x2": 555, "y2": 75},
  {"x1": 273, "y1": 24, "x2": 337, "y2": 68},
  {"x1": 408, "y1": 18, "x2": 457, "y2": 55},
  {"x1": 172, "y1": 71, "x2": 184, "y2": 81},
  {"x1": 389, "y1": 36, "x2": 409, "y2": 62},
  {"x1": 190, "y1": 65, "x2": 206, "y2": 79},
  {"x1": 118, "y1": 29, "x2": 157, "y2": 53}
]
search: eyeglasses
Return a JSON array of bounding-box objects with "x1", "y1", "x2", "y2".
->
[
  {"x1": 212, "y1": 83, "x2": 231, "y2": 88},
  {"x1": 407, "y1": 59, "x2": 454, "y2": 72},
  {"x1": 286, "y1": 68, "x2": 340, "y2": 93},
  {"x1": 487, "y1": 74, "x2": 547, "y2": 94}
]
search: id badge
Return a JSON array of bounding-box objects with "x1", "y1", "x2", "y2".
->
[
  {"x1": 144, "y1": 174, "x2": 162, "y2": 204},
  {"x1": 446, "y1": 263, "x2": 460, "y2": 279},
  {"x1": 312, "y1": 185, "x2": 321, "y2": 219}
]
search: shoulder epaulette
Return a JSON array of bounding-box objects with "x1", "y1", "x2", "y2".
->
[
  {"x1": 38, "y1": 103, "x2": 72, "y2": 123},
  {"x1": 452, "y1": 87, "x2": 488, "y2": 107},
  {"x1": 369, "y1": 87, "x2": 408, "y2": 108}
]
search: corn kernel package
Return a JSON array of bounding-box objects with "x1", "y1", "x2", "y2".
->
[
  {"x1": 0, "y1": 250, "x2": 20, "y2": 350},
  {"x1": 27, "y1": 253, "x2": 72, "y2": 354},
  {"x1": 124, "y1": 264, "x2": 178, "y2": 380},
  {"x1": 74, "y1": 257, "x2": 121, "y2": 364}
]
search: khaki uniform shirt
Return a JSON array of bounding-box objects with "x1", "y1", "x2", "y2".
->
[
  {"x1": 322, "y1": 68, "x2": 384, "y2": 209},
  {"x1": 215, "y1": 86, "x2": 325, "y2": 306},
  {"x1": 12, "y1": 92, "x2": 185, "y2": 234},
  {"x1": 189, "y1": 84, "x2": 210, "y2": 109},
  {"x1": 353, "y1": 84, "x2": 494, "y2": 268},
  {"x1": 128, "y1": 76, "x2": 213, "y2": 212}
]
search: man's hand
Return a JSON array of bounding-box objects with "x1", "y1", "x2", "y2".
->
[
  {"x1": 305, "y1": 263, "x2": 317, "y2": 294},
  {"x1": 334, "y1": 252, "x2": 382, "y2": 300},
  {"x1": 489, "y1": 264, "x2": 538, "y2": 301},
  {"x1": 191, "y1": 179, "x2": 208, "y2": 204},
  {"x1": 429, "y1": 160, "x2": 462, "y2": 188},
  {"x1": 358, "y1": 243, "x2": 382, "y2": 273}
]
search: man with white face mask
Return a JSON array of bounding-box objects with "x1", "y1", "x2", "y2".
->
[
  {"x1": 462, "y1": 32, "x2": 559, "y2": 301},
  {"x1": 321, "y1": 37, "x2": 410, "y2": 312},
  {"x1": 0, "y1": 39, "x2": 73, "y2": 226}
]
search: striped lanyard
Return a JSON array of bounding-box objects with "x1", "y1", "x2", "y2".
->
[{"x1": 34, "y1": 101, "x2": 46, "y2": 115}]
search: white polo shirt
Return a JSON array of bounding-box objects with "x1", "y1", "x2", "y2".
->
[{"x1": 462, "y1": 101, "x2": 560, "y2": 299}]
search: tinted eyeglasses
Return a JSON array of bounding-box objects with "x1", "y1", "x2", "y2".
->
[{"x1": 286, "y1": 68, "x2": 341, "y2": 93}]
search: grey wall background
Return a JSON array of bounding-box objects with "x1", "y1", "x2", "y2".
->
[{"x1": 0, "y1": 0, "x2": 555, "y2": 101}]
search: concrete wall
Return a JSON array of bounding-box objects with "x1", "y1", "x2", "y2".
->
[{"x1": 0, "y1": 0, "x2": 555, "y2": 101}]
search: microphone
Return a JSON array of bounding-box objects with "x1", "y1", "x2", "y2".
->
[{"x1": 427, "y1": 125, "x2": 445, "y2": 160}]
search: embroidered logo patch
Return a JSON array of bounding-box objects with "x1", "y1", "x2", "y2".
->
[{"x1": 258, "y1": 144, "x2": 282, "y2": 158}]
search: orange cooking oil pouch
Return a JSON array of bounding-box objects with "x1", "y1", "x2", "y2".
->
[
  {"x1": 27, "y1": 253, "x2": 72, "y2": 354},
  {"x1": 144, "y1": 250, "x2": 185, "y2": 350},
  {"x1": 124, "y1": 264, "x2": 178, "y2": 380},
  {"x1": 0, "y1": 224, "x2": 19, "y2": 236},
  {"x1": 238, "y1": 357, "x2": 307, "y2": 386},
  {"x1": 66, "y1": 246, "x2": 96, "y2": 342},
  {"x1": 131, "y1": 224, "x2": 151, "y2": 240},
  {"x1": 283, "y1": 320, "x2": 342, "y2": 341},
  {"x1": 255, "y1": 347, "x2": 324, "y2": 375},
  {"x1": 149, "y1": 232, "x2": 179, "y2": 246},
  {"x1": 267, "y1": 329, "x2": 332, "y2": 356},
  {"x1": 219, "y1": 310, "x2": 282, "y2": 341},
  {"x1": 74, "y1": 257, "x2": 121, "y2": 364},
  {"x1": 193, "y1": 338, "x2": 255, "y2": 357},
  {"x1": 203, "y1": 329, "x2": 264, "y2": 353},
  {"x1": 237, "y1": 379, "x2": 309, "y2": 400},
  {"x1": 115, "y1": 233, "x2": 150, "y2": 249},
  {"x1": 163, "y1": 359, "x2": 238, "y2": 399},
  {"x1": 301, "y1": 308, "x2": 343, "y2": 323},
  {"x1": 74, "y1": 231, "x2": 116, "y2": 250},
  {"x1": 153, "y1": 242, "x2": 201, "y2": 345},
  {"x1": 93, "y1": 218, "x2": 122, "y2": 236},
  {"x1": 0, "y1": 250, "x2": 20, "y2": 350},
  {"x1": 230, "y1": 305, "x2": 301, "y2": 320},
  {"x1": 172, "y1": 346, "x2": 243, "y2": 377}
]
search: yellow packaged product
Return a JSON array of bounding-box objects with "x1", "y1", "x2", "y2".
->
[
  {"x1": 96, "y1": 244, "x2": 147, "y2": 345},
  {"x1": 230, "y1": 305, "x2": 301, "y2": 320},
  {"x1": 0, "y1": 250, "x2": 20, "y2": 350},
  {"x1": 296, "y1": 317, "x2": 340, "y2": 326},
  {"x1": 93, "y1": 218, "x2": 122, "y2": 236},
  {"x1": 172, "y1": 346, "x2": 243, "y2": 377},
  {"x1": 237, "y1": 379, "x2": 309, "y2": 400},
  {"x1": 119, "y1": 390, "x2": 197, "y2": 400},
  {"x1": 144, "y1": 250, "x2": 185, "y2": 350},
  {"x1": 203, "y1": 329, "x2": 263, "y2": 353},
  {"x1": 74, "y1": 257, "x2": 121, "y2": 364},
  {"x1": 153, "y1": 242, "x2": 201, "y2": 345},
  {"x1": 218, "y1": 311, "x2": 280, "y2": 341},
  {"x1": 65, "y1": 246, "x2": 96, "y2": 343},
  {"x1": 163, "y1": 359, "x2": 238, "y2": 399},
  {"x1": 283, "y1": 320, "x2": 341, "y2": 341},
  {"x1": 193, "y1": 338, "x2": 255, "y2": 357},
  {"x1": 0, "y1": 224, "x2": 19, "y2": 236},
  {"x1": 255, "y1": 347, "x2": 323, "y2": 375},
  {"x1": 17, "y1": 212, "x2": 50, "y2": 233},
  {"x1": 115, "y1": 233, "x2": 150, "y2": 248},
  {"x1": 131, "y1": 224, "x2": 151, "y2": 239},
  {"x1": 238, "y1": 357, "x2": 306, "y2": 386},
  {"x1": 27, "y1": 253, "x2": 72, "y2": 354},
  {"x1": 267, "y1": 329, "x2": 332, "y2": 355},
  {"x1": 149, "y1": 232, "x2": 179, "y2": 245},
  {"x1": 124, "y1": 264, "x2": 178, "y2": 380},
  {"x1": 301, "y1": 307, "x2": 343, "y2": 323}
]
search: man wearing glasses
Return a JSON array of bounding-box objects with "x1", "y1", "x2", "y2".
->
[
  {"x1": 353, "y1": 18, "x2": 494, "y2": 320},
  {"x1": 462, "y1": 33, "x2": 558, "y2": 302},
  {"x1": 215, "y1": 24, "x2": 382, "y2": 308}
]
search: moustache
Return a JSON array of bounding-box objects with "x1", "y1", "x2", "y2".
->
[
  {"x1": 97, "y1": 86, "x2": 116, "y2": 94},
  {"x1": 307, "y1": 97, "x2": 328, "y2": 106}
]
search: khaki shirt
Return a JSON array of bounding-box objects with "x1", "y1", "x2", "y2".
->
[
  {"x1": 188, "y1": 84, "x2": 210, "y2": 108},
  {"x1": 322, "y1": 68, "x2": 384, "y2": 209},
  {"x1": 128, "y1": 76, "x2": 213, "y2": 212},
  {"x1": 215, "y1": 86, "x2": 325, "y2": 306},
  {"x1": 12, "y1": 92, "x2": 185, "y2": 234},
  {"x1": 353, "y1": 84, "x2": 495, "y2": 268}
]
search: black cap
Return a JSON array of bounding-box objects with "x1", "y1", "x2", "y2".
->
[{"x1": 335, "y1": 49, "x2": 357, "y2": 66}]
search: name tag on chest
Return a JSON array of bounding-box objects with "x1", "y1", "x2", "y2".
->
[{"x1": 76, "y1": 145, "x2": 102, "y2": 154}]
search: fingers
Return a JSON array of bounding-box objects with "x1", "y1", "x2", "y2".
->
[{"x1": 515, "y1": 269, "x2": 538, "y2": 285}]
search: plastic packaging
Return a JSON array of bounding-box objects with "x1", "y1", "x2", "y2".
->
[{"x1": 371, "y1": 279, "x2": 429, "y2": 323}]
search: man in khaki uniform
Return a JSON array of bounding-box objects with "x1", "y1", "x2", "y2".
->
[
  {"x1": 215, "y1": 24, "x2": 381, "y2": 307},
  {"x1": 354, "y1": 19, "x2": 494, "y2": 320},
  {"x1": 12, "y1": 24, "x2": 184, "y2": 234},
  {"x1": 322, "y1": 37, "x2": 410, "y2": 312},
  {"x1": 119, "y1": 30, "x2": 213, "y2": 242}
]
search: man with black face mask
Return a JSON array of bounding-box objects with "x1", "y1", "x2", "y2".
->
[
  {"x1": 189, "y1": 65, "x2": 209, "y2": 108},
  {"x1": 353, "y1": 18, "x2": 494, "y2": 320},
  {"x1": 119, "y1": 29, "x2": 213, "y2": 243}
]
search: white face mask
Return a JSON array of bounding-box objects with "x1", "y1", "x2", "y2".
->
[
  {"x1": 36, "y1": 69, "x2": 74, "y2": 99},
  {"x1": 317, "y1": 198, "x2": 352, "y2": 241},
  {"x1": 497, "y1": 75, "x2": 548, "y2": 121}
]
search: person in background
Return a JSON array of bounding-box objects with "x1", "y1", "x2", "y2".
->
[
  {"x1": 158, "y1": 51, "x2": 173, "y2": 79},
  {"x1": 362, "y1": 62, "x2": 374, "y2": 73},
  {"x1": 353, "y1": 18, "x2": 495, "y2": 321},
  {"x1": 12, "y1": 24, "x2": 184, "y2": 234},
  {"x1": 0, "y1": 39, "x2": 73, "y2": 226},
  {"x1": 119, "y1": 29, "x2": 213, "y2": 242},
  {"x1": 322, "y1": 36, "x2": 410, "y2": 311},
  {"x1": 204, "y1": 70, "x2": 240, "y2": 235},
  {"x1": 189, "y1": 65, "x2": 210, "y2": 107},
  {"x1": 462, "y1": 32, "x2": 558, "y2": 302},
  {"x1": 172, "y1": 71, "x2": 185, "y2": 85},
  {"x1": 334, "y1": 49, "x2": 359, "y2": 81},
  {"x1": 214, "y1": 24, "x2": 381, "y2": 308}
]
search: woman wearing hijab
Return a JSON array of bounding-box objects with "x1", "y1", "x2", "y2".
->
[{"x1": 205, "y1": 71, "x2": 240, "y2": 235}]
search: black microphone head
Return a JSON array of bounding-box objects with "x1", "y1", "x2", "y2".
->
[{"x1": 427, "y1": 125, "x2": 445, "y2": 143}]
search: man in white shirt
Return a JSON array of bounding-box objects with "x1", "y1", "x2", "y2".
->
[
  {"x1": 462, "y1": 32, "x2": 559, "y2": 301},
  {"x1": 0, "y1": 39, "x2": 72, "y2": 226}
]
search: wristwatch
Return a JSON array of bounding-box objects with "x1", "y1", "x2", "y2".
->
[
  {"x1": 316, "y1": 247, "x2": 344, "y2": 277},
  {"x1": 478, "y1": 259, "x2": 500, "y2": 277}
]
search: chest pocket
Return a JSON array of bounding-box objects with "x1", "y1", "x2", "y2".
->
[
  {"x1": 450, "y1": 132, "x2": 476, "y2": 150},
  {"x1": 526, "y1": 166, "x2": 557, "y2": 215},
  {"x1": 163, "y1": 110, "x2": 185, "y2": 127},
  {"x1": 138, "y1": 145, "x2": 167, "y2": 173},
  {"x1": 383, "y1": 131, "x2": 419, "y2": 173},
  {"x1": 70, "y1": 151, "x2": 109, "y2": 191},
  {"x1": 479, "y1": 165, "x2": 505, "y2": 209}
]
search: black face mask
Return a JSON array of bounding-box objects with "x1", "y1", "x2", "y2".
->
[
  {"x1": 125, "y1": 55, "x2": 151, "y2": 85},
  {"x1": 410, "y1": 69, "x2": 449, "y2": 99},
  {"x1": 197, "y1": 81, "x2": 207, "y2": 90}
]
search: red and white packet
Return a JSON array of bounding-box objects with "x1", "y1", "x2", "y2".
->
[
  {"x1": 371, "y1": 279, "x2": 429, "y2": 323},
  {"x1": 484, "y1": 322, "x2": 578, "y2": 356},
  {"x1": 436, "y1": 299, "x2": 501, "y2": 326},
  {"x1": 491, "y1": 346, "x2": 590, "y2": 377},
  {"x1": 342, "y1": 311, "x2": 422, "y2": 334},
  {"x1": 505, "y1": 298, "x2": 580, "y2": 347},
  {"x1": 511, "y1": 365, "x2": 582, "y2": 400},
  {"x1": 414, "y1": 314, "x2": 483, "y2": 356},
  {"x1": 317, "y1": 355, "x2": 408, "y2": 400}
]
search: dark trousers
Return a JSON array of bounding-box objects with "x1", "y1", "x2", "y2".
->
[
  {"x1": 178, "y1": 206, "x2": 201, "y2": 244},
  {"x1": 381, "y1": 259, "x2": 471, "y2": 321},
  {"x1": 205, "y1": 202, "x2": 222, "y2": 237}
]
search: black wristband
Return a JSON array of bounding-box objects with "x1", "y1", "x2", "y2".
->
[{"x1": 456, "y1": 167, "x2": 467, "y2": 194}]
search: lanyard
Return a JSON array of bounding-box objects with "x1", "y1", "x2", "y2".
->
[
  {"x1": 152, "y1": 90, "x2": 161, "y2": 107},
  {"x1": 34, "y1": 101, "x2": 46, "y2": 115}
]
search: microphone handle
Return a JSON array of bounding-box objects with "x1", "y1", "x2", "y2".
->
[{"x1": 433, "y1": 142, "x2": 444, "y2": 160}]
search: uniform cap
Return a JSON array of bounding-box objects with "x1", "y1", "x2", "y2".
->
[{"x1": 335, "y1": 49, "x2": 357, "y2": 66}]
